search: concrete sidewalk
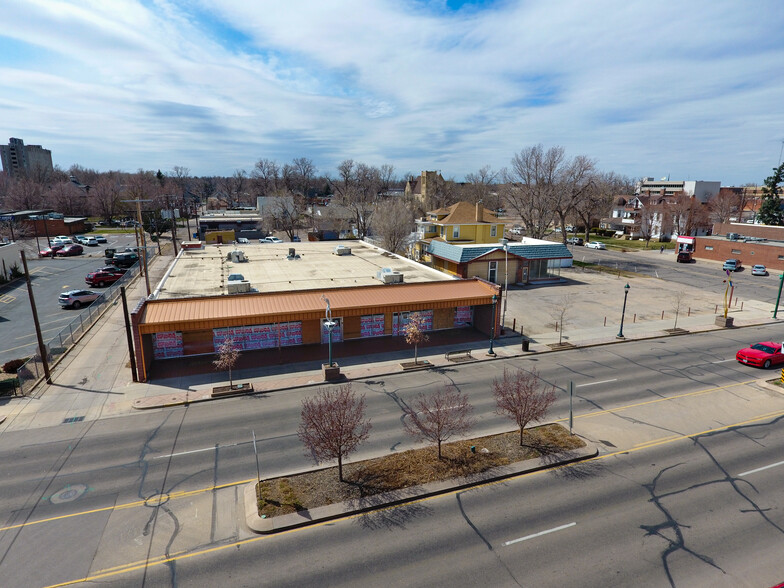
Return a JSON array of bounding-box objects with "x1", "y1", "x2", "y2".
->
[{"x1": 1, "y1": 251, "x2": 779, "y2": 431}]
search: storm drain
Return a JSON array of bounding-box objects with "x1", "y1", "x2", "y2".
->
[{"x1": 63, "y1": 416, "x2": 85, "y2": 424}]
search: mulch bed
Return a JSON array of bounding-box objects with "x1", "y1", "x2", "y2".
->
[{"x1": 256, "y1": 424, "x2": 585, "y2": 517}]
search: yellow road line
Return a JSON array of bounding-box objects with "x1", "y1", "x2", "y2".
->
[{"x1": 43, "y1": 407, "x2": 784, "y2": 588}]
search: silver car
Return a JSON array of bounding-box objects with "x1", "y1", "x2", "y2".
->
[
  {"x1": 584, "y1": 241, "x2": 606, "y2": 250},
  {"x1": 751, "y1": 264, "x2": 768, "y2": 276},
  {"x1": 59, "y1": 289, "x2": 102, "y2": 309}
]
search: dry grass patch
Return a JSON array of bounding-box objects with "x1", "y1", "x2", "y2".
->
[{"x1": 256, "y1": 424, "x2": 584, "y2": 517}]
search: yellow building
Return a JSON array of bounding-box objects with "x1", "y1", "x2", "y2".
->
[{"x1": 413, "y1": 201, "x2": 505, "y2": 262}]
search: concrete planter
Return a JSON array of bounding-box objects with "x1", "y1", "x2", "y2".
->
[
  {"x1": 211, "y1": 382, "x2": 253, "y2": 397},
  {"x1": 322, "y1": 363, "x2": 341, "y2": 381},
  {"x1": 714, "y1": 316, "x2": 734, "y2": 327}
]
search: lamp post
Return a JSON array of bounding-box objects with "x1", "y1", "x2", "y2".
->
[
  {"x1": 500, "y1": 238, "x2": 509, "y2": 333},
  {"x1": 617, "y1": 283, "x2": 630, "y2": 339},
  {"x1": 488, "y1": 294, "x2": 498, "y2": 356},
  {"x1": 775, "y1": 274, "x2": 784, "y2": 319},
  {"x1": 321, "y1": 295, "x2": 336, "y2": 367}
]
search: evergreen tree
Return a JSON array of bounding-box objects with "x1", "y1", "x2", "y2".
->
[{"x1": 757, "y1": 163, "x2": 784, "y2": 225}]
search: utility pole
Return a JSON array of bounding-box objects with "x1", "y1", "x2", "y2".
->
[
  {"x1": 20, "y1": 251, "x2": 51, "y2": 384},
  {"x1": 122, "y1": 198, "x2": 152, "y2": 296}
]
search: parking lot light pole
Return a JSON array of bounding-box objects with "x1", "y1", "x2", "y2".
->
[
  {"x1": 617, "y1": 283, "x2": 630, "y2": 339},
  {"x1": 775, "y1": 274, "x2": 784, "y2": 319},
  {"x1": 500, "y1": 238, "x2": 509, "y2": 333},
  {"x1": 488, "y1": 294, "x2": 498, "y2": 356}
]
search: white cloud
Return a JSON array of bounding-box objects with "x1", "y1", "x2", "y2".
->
[{"x1": 0, "y1": 0, "x2": 782, "y2": 184}]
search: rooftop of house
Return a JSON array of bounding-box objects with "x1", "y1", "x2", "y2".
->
[
  {"x1": 155, "y1": 240, "x2": 454, "y2": 299},
  {"x1": 422, "y1": 201, "x2": 500, "y2": 224}
]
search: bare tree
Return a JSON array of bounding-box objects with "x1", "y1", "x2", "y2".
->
[
  {"x1": 372, "y1": 197, "x2": 414, "y2": 254},
  {"x1": 638, "y1": 201, "x2": 657, "y2": 246},
  {"x1": 252, "y1": 158, "x2": 281, "y2": 196},
  {"x1": 403, "y1": 312, "x2": 429, "y2": 364},
  {"x1": 671, "y1": 290, "x2": 686, "y2": 330},
  {"x1": 493, "y1": 367, "x2": 556, "y2": 446},
  {"x1": 548, "y1": 294, "x2": 573, "y2": 345},
  {"x1": 263, "y1": 191, "x2": 307, "y2": 240},
  {"x1": 329, "y1": 160, "x2": 379, "y2": 239},
  {"x1": 297, "y1": 383, "x2": 372, "y2": 482},
  {"x1": 213, "y1": 337, "x2": 240, "y2": 389},
  {"x1": 292, "y1": 157, "x2": 316, "y2": 197},
  {"x1": 708, "y1": 190, "x2": 739, "y2": 224},
  {"x1": 464, "y1": 165, "x2": 498, "y2": 205},
  {"x1": 403, "y1": 385, "x2": 474, "y2": 459},
  {"x1": 574, "y1": 171, "x2": 633, "y2": 241},
  {"x1": 502, "y1": 145, "x2": 560, "y2": 239}
]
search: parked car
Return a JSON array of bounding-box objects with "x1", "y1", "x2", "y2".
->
[
  {"x1": 59, "y1": 289, "x2": 102, "y2": 309},
  {"x1": 55, "y1": 244, "x2": 84, "y2": 256},
  {"x1": 95, "y1": 235, "x2": 108, "y2": 243},
  {"x1": 292, "y1": 235, "x2": 301, "y2": 242},
  {"x1": 260, "y1": 236, "x2": 283, "y2": 244},
  {"x1": 85, "y1": 270, "x2": 124, "y2": 288},
  {"x1": 85, "y1": 237, "x2": 99, "y2": 246},
  {"x1": 676, "y1": 251, "x2": 693, "y2": 263},
  {"x1": 585, "y1": 241, "x2": 606, "y2": 250},
  {"x1": 751, "y1": 264, "x2": 768, "y2": 276},
  {"x1": 723, "y1": 259, "x2": 742, "y2": 271},
  {"x1": 566, "y1": 237, "x2": 583, "y2": 246},
  {"x1": 95, "y1": 266, "x2": 127, "y2": 275},
  {"x1": 50, "y1": 236, "x2": 73, "y2": 246},
  {"x1": 236, "y1": 237, "x2": 249, "y2": 244},
  {"x1": 73, "y1": 235, "x2": 89, "y2": 245},
  {"x1": 736, "y1": 341, "x2": 784, "y2": 369},
  {"x1": 39, "y1": 244, "x2": 65, "y2": 257},
  {"x1": 110, "y1": 252, "x2": 139, "y2": 268},
  {"x1": 511, "y1": 227, "x2": 525, "y2": 235}
]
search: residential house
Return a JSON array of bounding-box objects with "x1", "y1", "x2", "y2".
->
[{"x1": 413, "y1": 201, "x2": 505, "y2": 262}]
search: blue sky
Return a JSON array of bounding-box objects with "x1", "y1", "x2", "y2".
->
[{"x1": 1, "y1": 0, "x2": 783, "y2": 185}]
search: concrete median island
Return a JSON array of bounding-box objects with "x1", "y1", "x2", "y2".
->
[{"x1": 244, "y1": 424, "x2": 598, "y2": 534}]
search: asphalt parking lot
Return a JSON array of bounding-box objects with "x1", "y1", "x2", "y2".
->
[{"x1": 0, "y1": 234, "x2": 141, "y2": 366}]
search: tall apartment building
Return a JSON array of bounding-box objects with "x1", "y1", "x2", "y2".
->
[{"x1": 0, "y1": 137, "x2": 54, "y2": 179}]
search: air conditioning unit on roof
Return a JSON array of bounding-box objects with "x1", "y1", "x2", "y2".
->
[
  {"x1": 376, "y1": 267, "x2": 403, "y2": 283},
  {"x1": 334, "y1": 245, "x2": 352, "y2": 255}
]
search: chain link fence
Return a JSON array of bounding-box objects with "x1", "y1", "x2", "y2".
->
[{"x1": 15, "y1": 248, "x2": 158, "y2": 395}]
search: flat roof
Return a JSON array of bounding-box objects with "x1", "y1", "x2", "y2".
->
[{"x1": 156, "y1": 240, "x2": 454, "y2": 299}]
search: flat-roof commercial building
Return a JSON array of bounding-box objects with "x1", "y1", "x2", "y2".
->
[{"x1": 131, "y1": 241, "x2": 500, "y2": 381}]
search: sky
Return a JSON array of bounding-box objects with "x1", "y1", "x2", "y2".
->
[{"x1": 1, "y1": 0, "x2": 783, "y2": 186}]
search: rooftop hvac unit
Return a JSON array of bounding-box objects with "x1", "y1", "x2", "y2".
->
[
  {"x1": 228, "y1": 249, "x2": 247, "y2": 263},
  {"x1": 376, "y1": 268, "x2": 403, "y2": 283},
  {"x1": 334, "y1": 245, "x2": 352, "y2": 256},
  {"x1": 227, "y1": 280, "x2": 251, "y2": 294}
]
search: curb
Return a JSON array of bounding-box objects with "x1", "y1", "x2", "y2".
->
[
  {"x1": 132, "y1": 315, "x2": 776, "y2": 410},
  {"x1": 243, "y1": 440, "x2": 599, "y2": 534}
]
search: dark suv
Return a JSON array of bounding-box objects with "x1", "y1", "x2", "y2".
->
[
  {"x1": 566, "y1": 237, "x2": 584, "y2": 246},
  {"x1": 111, "y1": 252, "x2": 139, "y2": 268}
]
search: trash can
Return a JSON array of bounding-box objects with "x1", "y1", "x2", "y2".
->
[{"x1": 522, "y1": 338, "x2": 530, "y2": 352}]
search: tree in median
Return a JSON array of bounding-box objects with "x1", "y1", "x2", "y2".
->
[
  {"x1": 298, "y1": 384, "x2": 372, "y2": 482},
  {"x1": 403, "y1": 312, "x2": 429, "y2": 365},
  {"x1": 403, "y1": 385, "x2": 474, "y2": 460},
  {"x1": 493, "y1": 367, "x2": 556, "y2": 446},
  {"x1": 213, "y1": 337, "x2": 240, "y2": 389}
]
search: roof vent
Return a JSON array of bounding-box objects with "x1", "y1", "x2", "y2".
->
[{"x1": 228, "y1": 249, "x2": 247, "y2": 263}]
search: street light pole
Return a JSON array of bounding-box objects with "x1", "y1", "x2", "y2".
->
[
  {"x1": 488, "y1": 294, "x2": 498, "y2": 356},
  {"x1": 774, "y1": 274, "x2": 784, "y2": 319},
  {"x1": 321, "y1": 295, "x2": 336, "y2": 367},
  {"x1": 617, "y1": 283, "x2": 630, "y2": 339},
  {"x1": 500, "y1": 238, "x2": 509, "y2": 333}
]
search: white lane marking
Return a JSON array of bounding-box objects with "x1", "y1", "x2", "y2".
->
[
  {"x1": 738, "y1": 459, "x2": 784, "y2": 477},
  {"x1": 576, "y1": 379, "x2": 617, "y2": 388},
  {"x1": 503, "y1": 522, "x2": 576, "y2": 546},
  {"x1": 713, "y1": 359, "x2": 736, "y2": 363},
  {"x1": 152, "y1": 443, "x2": 240, "y2": 459}
]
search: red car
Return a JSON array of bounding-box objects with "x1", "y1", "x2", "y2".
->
[
  {"x1": 85, "y1": 270, "x2": 124, "y2": 288},
  {"x1": 736, "y1": 341, "x2": 784, "y2": 368},
  {"x1": 56, "y1": 244, "x2": 84, "y2": 257},
  {"x1": 39, "y1": 244, "x2": 65, "y2": 257}
]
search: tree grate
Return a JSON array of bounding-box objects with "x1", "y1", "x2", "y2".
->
[{"x1": 63, "y1": 416, "x2": 85, "y2": 424}]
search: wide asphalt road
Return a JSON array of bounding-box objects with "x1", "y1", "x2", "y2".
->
[{"x1": 1, "y1": 324, "x2": 783, "y2": 586}]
